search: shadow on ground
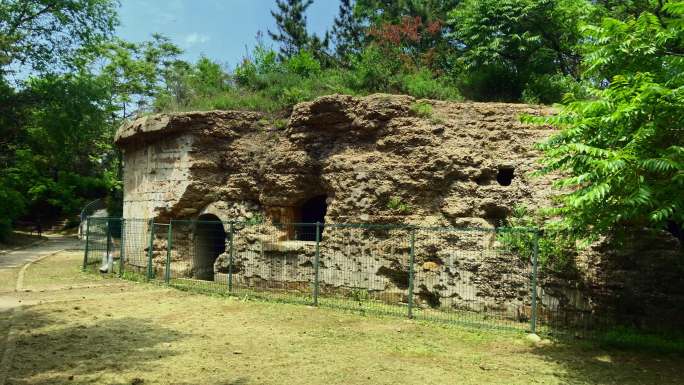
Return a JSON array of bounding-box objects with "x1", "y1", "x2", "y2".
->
[
  {"x1": 529, "y1": 340, "x2": 684, "y2": 385},
  {"x1": 5, "y1": 307, "x2": 187, "y2": 385}
]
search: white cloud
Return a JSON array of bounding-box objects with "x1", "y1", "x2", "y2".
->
[{"x1": 184, "y1": 32, "x2": 210, "y2": 46}]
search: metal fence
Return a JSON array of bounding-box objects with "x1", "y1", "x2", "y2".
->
[{"x1": 83, "y1": 217, "x2": 557, "y2": 334}]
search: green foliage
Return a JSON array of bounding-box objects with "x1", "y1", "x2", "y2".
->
[
  {"x1": 233, "y1": 44, "x2": 279, "y2": 88},
  {"x1": 0, "y1": 183, "x2": 25, "y2": 241},
  {"x1": 521, "y1": 73, "x2": 589, "y2": 105},
  {"x1": 400, "y1": 69, "x2": 462, "y2": 100},
  {"x1": 356, "y1": 0, "x2": 460, "y2": 25},
  {"x1": 349, "y1": 288, "x2": 370, "y2": 304},
  {"x1": 285, "y1": 50, "x2": 321, "y2": 76},
  {"x1": 94, "y1": 34, "x2": 183, "y2": 117},
  {"x1": 268, "y1": 0, "x2": 328, "y2": 60},
  {"x1": 448, "y1": 0, "x2": 588, "y2": 102},
  {"x1": 155, "y1": 56, "x2": 230, "y2": 111},
  {"x1": 387, "y1": 196, "x2": 412, "y2": 214},
  {"x1": 497, "y1": 205, "x2": 576, "y2": 272},
  {"x1": 347, "y1": 45, "x2": 402, "y2": 93},
  {"x1": 246, "y1": 213, "x2": 264, "y2": 226},
  {"x1": 534, "y1": 4, "x2": 684, "y2": 241},
  {"x1": 330, "y1": 0, "x2": 364, "y2": 60},
  {"x1": 0, "y1": 0, "x2": 118, "y2": 73}
]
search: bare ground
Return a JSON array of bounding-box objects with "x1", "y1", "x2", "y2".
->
[{"x1": 0, "y1": 251, "x2": 682, "y2": 385}]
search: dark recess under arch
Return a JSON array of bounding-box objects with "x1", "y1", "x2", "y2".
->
[
  {"x1": 194, "y1": 214, "x2": 225, "y2": 281},
  {"x1": 297, "y1": 195, "x2": 327, "y2": 241}
]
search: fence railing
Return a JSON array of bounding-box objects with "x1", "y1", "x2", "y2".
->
[{"x1": 83, "y1": 217, "x2": 559, "y2": 334}]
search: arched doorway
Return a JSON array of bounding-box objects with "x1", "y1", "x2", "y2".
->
[
  {"x1": 194, "y1": 214, "x2": 226, "y2": 281},
  {"x1": 297, "y1": 195, "x2": 327, "y2": 241}
]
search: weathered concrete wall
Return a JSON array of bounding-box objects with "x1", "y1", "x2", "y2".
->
[
  {"x1": 121, "y1": 135, "x2": 195, "y2": 220},
  {"x1": 115, "y1": 94, "x2": 683, "y2": 329},
  {"x1": 115, "y1": 94, "x2": 555, "y2": 226}
]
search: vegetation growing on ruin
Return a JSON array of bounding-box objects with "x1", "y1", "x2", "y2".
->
[
  {"x1": 387, "y1": 196, "x2": 412, "y2": 214},
  {"x1": 497, "y1": 205, "x2": 576, "y2": 272},
  {"x1": 409, "y1": 101, "x2": 434, "y2": 118}
]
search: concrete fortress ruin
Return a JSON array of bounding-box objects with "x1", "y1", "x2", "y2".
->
[{"x1": 114, "y1": 94, "x2": 683, "y2": 330}]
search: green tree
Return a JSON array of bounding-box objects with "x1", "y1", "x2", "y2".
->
[
  {"x1": 594, "y1": 0, "x2": 661, "y2": 19},
  {"x1": 358, "y1": 0, "x2": 459, "y2": 75},
  {"x1": 0, "y1": 0, "x2": 118, "y2": 239},
  {"x1": 2, "y1": 73, "x2": 115, "y2": 224},
  {"x1": 448, "y1": 0, "x2": 589, "y2": 102},
  {"x1": 155, "y1": 56, "x2": 230, "y2": 111},
  {"x1": 0, "y1": 0, "x2": 118, "y2": 73},
  {"x1": 355, "y1": 0, "x2": 460, "y2": 25},
  {"x1": 93, "y1": 34, "x2": 182, "y2": 118},
  {"x1": 268, "y1": 0, "x2": 329, "y2": 61},
  {"x1": 330, "y1": 0, "x2": 364, "y2": 61},
  {"x1": 535, "y1": 1, "x2": 684, "y2": 242}
]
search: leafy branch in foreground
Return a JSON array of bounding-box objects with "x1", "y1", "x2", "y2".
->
[{"x1": 530, "y1": 4, "x2": 684, "y2": 242}]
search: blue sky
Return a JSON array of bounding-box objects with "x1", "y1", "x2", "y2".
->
[{"x1": 117, "y1": 0, "x2": 340, "y2": 69}]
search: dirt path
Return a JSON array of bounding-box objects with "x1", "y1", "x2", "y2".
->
[{"x1": 0, "y1": 235, "x2": 80, "y2": 269}]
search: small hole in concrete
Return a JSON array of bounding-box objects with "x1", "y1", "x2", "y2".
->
[{"x1": 497, "y1": 167, "x2": 515, "y2": 186}]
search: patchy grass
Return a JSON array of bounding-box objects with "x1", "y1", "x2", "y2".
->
[
  {"x1": 409, "y1": 101, "x2": 434, "y2": 118},
  {"x1": 0, "y1": 267, "x2": 18, "y2": 292},
  {"x1": 1, "y1": 251, "x2": 683, "y2": 385},
  {"x1": 21, "y1": 251, "x2": 106, "y2": 291}
]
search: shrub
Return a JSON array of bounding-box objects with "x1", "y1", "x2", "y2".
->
[
  {"x1": 285, "y1": 50, "x2": 321, "y2": 77},
  {"x1": 521, "y1": 73, "x2": 586, "y2": 105},
  {"x1": 233, "y1": 45, "x2": 280, "y2": 89},
  {"x1": 348, "y1": 45, "x2": 402, "y2": 93},
  {"x1": 400, "y1": 69, "x2": 462, "y2": 100}
]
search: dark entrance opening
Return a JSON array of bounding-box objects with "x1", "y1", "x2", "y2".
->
[
  {"x1": 496, "y1": 166, "x2": 515, "y2": 186},
  {"x1": 297, "y1": 195, "x2": 327, "y2": 241},
  {"x1": 194, "y1": 214, "x2": 226, "y2": 281}
]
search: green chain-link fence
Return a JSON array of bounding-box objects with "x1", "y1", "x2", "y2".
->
[{"x1": 83, "y1": 217, "x2": 561, "y2": 334}]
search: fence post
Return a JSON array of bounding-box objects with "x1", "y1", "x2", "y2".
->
[
  {"x1": 82, "y1": 217, "x2": 90, "y2": 271},
  {"x1": 228, "y1": 222, "x2": 234, "y2": 292},
  {"x1": 228, "y1": 221, "x2": 233, "y2": 293},
  {"x1": 146, "y1": 219, "x2": 155, "y2": 281},
  {"x1": 165, "y1": 221, "x2": 172, "y2": 284},
  {"x1": 530, "y1": 230, "x2": 540, "y2": 334},
  {"x1": 119, "y1": 219, "x2": 126, "y2": 277},
  {"x1": 408, "y1": 227, "x2": 416, "y2": 319},
  {"x1": 105, "y1": 218, "x2": 112, "y2": 272},
  {"x1": 313, "y1": 222, "x2": 321, "y2": 306}
]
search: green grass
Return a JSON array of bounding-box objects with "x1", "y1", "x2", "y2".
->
[
  {"x1": 597, "y1": 327, "x2": 684, "y2": 354},
  {"x1": 409, "y1": 101, "x2": 434, "y2": 118},
  {"x1": 22, "y1": 251, "x2": 106, "y2": 290}
]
